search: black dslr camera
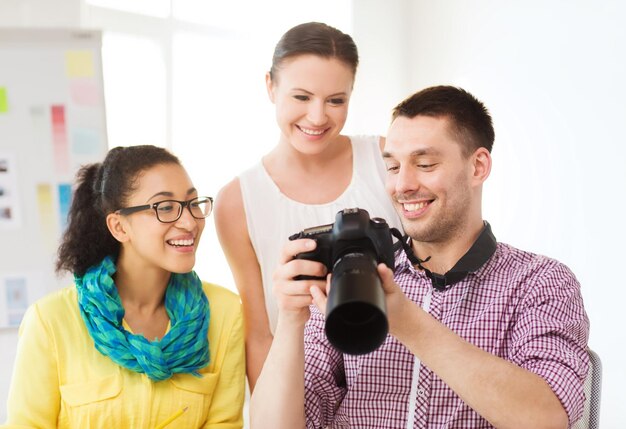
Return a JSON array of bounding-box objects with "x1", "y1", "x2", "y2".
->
[{"x1": 289, "y1": 208, "x2": 397, "y2": 355}]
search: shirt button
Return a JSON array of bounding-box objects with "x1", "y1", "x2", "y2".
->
[{"x1": 417, "y1": 388, "x2": 426, "y2": 397}]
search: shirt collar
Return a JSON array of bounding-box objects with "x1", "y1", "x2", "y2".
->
[{"x1": 396, "y1": 221, "x2": 497, "y2": 291}]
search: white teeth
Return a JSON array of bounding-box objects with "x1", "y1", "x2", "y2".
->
[
  {"x1": 403, "y1": 202, "x2": 428, "y2": 211},
  {"x1": 299, "y1": 127, "x2": 325, "y2": 136},
  {"x1": 168, "y1": 239, "x2": 194, "y2": 247}
]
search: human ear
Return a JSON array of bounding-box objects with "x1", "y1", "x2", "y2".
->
[
  {"x1": 265, "y1": 72, "x2": 276, "y2": 103},
  {"x1": 106, "y1": 212, "x2": 129, "y2": 243},
  {"x1": 472, "y1": 147, "x2": 492, "y2": 185}
]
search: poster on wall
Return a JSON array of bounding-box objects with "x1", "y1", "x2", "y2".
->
[
  {"x1": 0, "y1": 29, "x2": 107, "y2": 330},
  {"x1": 0, "y1": 272, "x2": 44, "y2": 328},
  {"x1": 0, "y1": 152, "x2": 22, "y2": 229},
  {"x1": 1, "y1": 276, "x2": 29, "y2": 327}
]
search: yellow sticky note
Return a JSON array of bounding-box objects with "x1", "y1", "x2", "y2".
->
[
  {"x1": 0, "y1": 87, "x2": 8, "y2": 113},
  {"x1": 65, "y1": 50, "x2": 95, "y2": 78},
  {"x1": 37, "y1": 184, "x2": 56, "y2": 250}
]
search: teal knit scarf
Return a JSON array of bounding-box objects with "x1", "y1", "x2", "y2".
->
[{"x1": 75, "y1": 256, "x2": 210, "y2": 381}]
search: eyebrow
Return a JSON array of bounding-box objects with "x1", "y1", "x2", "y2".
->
[
  {"x1": 147, "y1": 187, "x2": 197, "y2": 201},
  {"x1": 382, "y1": 148, "x2": 441, "y2": 158},
  {"x1": 291, "y1": 88, "x2": 348, "y2": 97}
]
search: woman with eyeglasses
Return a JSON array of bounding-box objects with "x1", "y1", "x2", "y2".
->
[{"x1": 3, "y1": 145, "x2": 245, "y2": 429}]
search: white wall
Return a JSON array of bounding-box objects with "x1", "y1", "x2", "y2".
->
[
  {"x1": 347, "y1": 0, "x2": 411, "y2": 135},
  {"x1": 375, "y1": 0, "x2": 622, "y2": 427}
]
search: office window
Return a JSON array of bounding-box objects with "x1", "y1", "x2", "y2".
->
[
  {"x1": 85, "y1": 0, "x2": 170, "y2": 17},
  {"x1": 172, "y1": 0, "x2": 256, "y2": 29},
  {"x1": 171, "y1": 32, "x2": 270, "y2": 191},
  {"x1": 101, "y1": 33, "x2": 167, "y2": 148},
  {"x1": 171, "y1": 0, "x2": 351, "y2": 33}
]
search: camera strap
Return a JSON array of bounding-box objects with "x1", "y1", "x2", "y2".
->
[
  {"x1": 391, "y1": 227, "x2": 430, "y2": 266},
  {"x1": 391, "y1": 222, "x2": 497, "y2": 291}
]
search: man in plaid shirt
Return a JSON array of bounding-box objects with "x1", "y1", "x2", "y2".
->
[{"x1": 250, "y1": 86, "x2": 589, "y2": 429}]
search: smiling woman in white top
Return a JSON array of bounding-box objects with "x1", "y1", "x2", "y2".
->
[{"x1": 214, "y1": 22, "x2": 401, "y2": 392}]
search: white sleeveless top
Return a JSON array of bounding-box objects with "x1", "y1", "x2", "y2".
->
[{"x1": 239, "y1": 135, "x2": 402, "y2": 333}]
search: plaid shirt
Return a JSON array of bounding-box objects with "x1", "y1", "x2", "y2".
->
[{"x1": 303, "y1": 242, "x2": 589, "y2": 428}]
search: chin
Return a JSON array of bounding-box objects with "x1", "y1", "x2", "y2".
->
[
  {"x1": 403, "y1": 224, "x2": 432, "y2": 242},
  {"x1": 168, "y1": 260, "x2": 196, "y2": 274}
]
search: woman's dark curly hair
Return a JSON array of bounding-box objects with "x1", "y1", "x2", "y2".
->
[{"x1": 56, "y1": 145, "x2": 180, "y2": 276}]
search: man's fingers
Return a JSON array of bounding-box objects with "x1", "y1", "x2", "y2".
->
[
  {"x1": 310, "y1": 285, "x2": 328, "y2": 315},
  {"x1": 273, "y1": 258, "x2": 326, "y2": 285},
  {"x1": 276, "y1": 294, "x2": 314, "y2": 311},
  {"x1": 377, "y1": 263, "x2": 396, "y2": 293},
  {"x1": 278, "y1": 238, "x2": 316, "y2": 264},
  {"x1": 275, "y1": 280, "x2": 322, "y2": 297}
]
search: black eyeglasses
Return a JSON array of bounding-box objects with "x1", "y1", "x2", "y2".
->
[{"x1": 116, "y1": 196, "x2": 213, "y2": 223}]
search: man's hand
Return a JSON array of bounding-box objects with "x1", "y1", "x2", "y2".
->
[
  {"x1": 310, "y1": 274, "x2": 330, "y2": 315},
  {"x1": 310, "y1": 263, "x2": 414, "y2": 337},
  {"x1": 376, "y1": 263, "x2": 415, "y2": 337},
  {"x1": 273, "y1": 238, "x2": 328, "y2": 326}
]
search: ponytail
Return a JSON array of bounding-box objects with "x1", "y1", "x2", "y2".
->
[
  {"x1": 56, "y1": 163, "x2": 119, "y2": 276},
  {"x1": 56, "y1": 145, "x2": 180, "y2": 276}
]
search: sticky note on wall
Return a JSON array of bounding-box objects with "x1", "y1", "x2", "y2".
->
[
  {"x1": 51, "y1": 105, "x2": 70, "y2": 174},
  {"x1": 36, "y1": 183, "x2": 56, "y2": 250},
  {"x1": 0, "y1": 87, "x2": 8, "y2": 113},
  {"x1": 70, "y1": 80, "x2": 99, "y2": 106},
  {"x1": 65, "y1": 50, "x2": 95, "y2": 78},
  {"x1": 58, "y1": 183, "x2": 72, "y2": 231}
]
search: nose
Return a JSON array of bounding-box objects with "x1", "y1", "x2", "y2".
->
[
  {"x1": 393, "y1": 165, "x2": 418, "y2": 197},
  {"x1": 306, "y1": 100, "x2": 327, "y2": 126},
  {"x1": 175, "y1": 205, "x2": 199, "y2": 230}
]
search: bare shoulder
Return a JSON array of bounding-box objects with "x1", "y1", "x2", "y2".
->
[
  {"x1": 215, "y1": 177, "x2": 244, "y2": 216},
  {"x1": 213, "y1": 178, "x2": 266, "y2": 321},
  {"x1": 214, "y1": 178, "x2": 246, "y2": 234}
]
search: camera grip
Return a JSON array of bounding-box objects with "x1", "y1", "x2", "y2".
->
[{"x1": 292, "y1": 249, "x2": 327, "y2": 281}]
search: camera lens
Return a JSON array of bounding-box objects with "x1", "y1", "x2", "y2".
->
[
  {"x1": 335, "y1": 302, "x2": 378, "y2": 326},
  {"x1": 325, "y1": 251, "x2": 388, "y2": 355}
]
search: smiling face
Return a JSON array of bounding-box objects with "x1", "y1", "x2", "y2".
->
[
  {"x1": 108, "y1": 163, "x2": 205, "y2": 275},
  {"x1": 383, "y1": 115, "x2": 489, "y2": 245},
  {"x1": 267, "y1": 54, "x2": 354, "y2": 155}
]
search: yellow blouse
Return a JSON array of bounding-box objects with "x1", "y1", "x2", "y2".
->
[{"x1": 3, "y1": 282, "x2": 245, "y2": 429}]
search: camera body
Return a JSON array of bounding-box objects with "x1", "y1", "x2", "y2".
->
[
  {"x1": 289, "y1": 208, "x2": 395, "y2": 355},
  {"x1": 289, "y1": 207, "x2": 395, "y2": 274}
]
